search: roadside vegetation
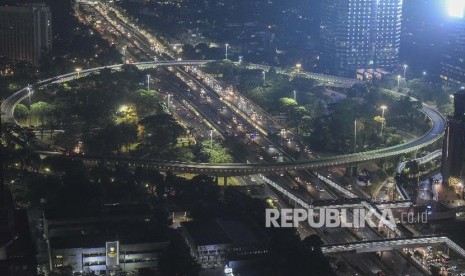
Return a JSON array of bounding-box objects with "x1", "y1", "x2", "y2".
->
[
  {"x1": 202, "y1": 61, "x2": 430, "y2": 154},
  {"x1": 16, "y1": 65, "x2": 232, "y2": 162}
]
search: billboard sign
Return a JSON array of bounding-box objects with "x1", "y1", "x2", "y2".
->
[{"x1": 106, "y1": 241, "x2": 120, "y2": 267}]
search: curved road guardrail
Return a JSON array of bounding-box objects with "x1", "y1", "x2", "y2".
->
[
  {"x1": 396, "y1": 149, "x2": 442, "y2": 175},
  {"x1": 1, "y1": 60, "x2": 446, "y2": 176}
]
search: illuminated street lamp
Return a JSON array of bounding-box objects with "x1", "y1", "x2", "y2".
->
[
  {"x1": 146, "y1": 74, "x2": 151, "y2": 92},
  {"x1": 26, "y1": 85, "x2": 32, "y2": 106},
  {"x1": 293, "y1": 90, "x2": 297, "y2": 101},
  {"x1": 295, "y1": 63, "x2": 302, "y2": 73},
  {"x1": 280, "y1": 128, "x2": 286, "y2": 139},
  {"x1": 380, "y1": 105, "x2": 387, "y2": 136},
  {"x1": 119, "y1": 105, "x2": 129, "y2": 113},
  {"x1": 262, "y1": 71, "x2": 266, "y2": 84},
  {"x1": 75, "y1": 68, "x2": 82, "y2": 78},
  {"x1": 422, "y1": 71, "x2": 427, "y2": 77},
  {"x1": 403, "y1": 64, "x2": 408, "y2": 79},
  {"x1": 397, "y1": 75, "x2": 401, "y2": 88}
]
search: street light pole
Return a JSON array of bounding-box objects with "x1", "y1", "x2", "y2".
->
[
  {"x1": 397, "y1": 75, "x2": 401, "y2": 88},
  {"x1": 76, "y1": 68, "x2": 82, "y2": 78},
  {"x1": 354, "y1": 120, "x2": 357, "y2": 153},
  {"x1": 262, "y1": 71, "x2": 266, "y2": 84},
  {"x1": 293, "y1": 90, "x2": 297, "y2": 101},
  {"x1": 27, "y1": 86, "x2": 32, "y2": 125},
  {"x1": 146, "y1": 74, "x2": 151, "y2": 92},
  {"x1": 225, "y1": 43, "x2": 229, "y2": 60},
  {"x1": 403, "y1": 64, "x2": 408, "y2": 79},
  {"x1": 210, "y1": 129, "x2": 213, "y2": 153},
  {"x1": 26, "y1": 86, "x2": 32, "y2": 106},
  {"x1": 459, "y1": 182, "x2": 464, "y2": 199},
  {"x1": 167, "y1": 94, "x2": 171, "y2": 112},
  {"x1": 380, "y1": 105, "x2": 387, "y2": 136}
]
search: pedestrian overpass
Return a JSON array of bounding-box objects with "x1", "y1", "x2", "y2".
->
[{"x1": 321, "y1": 235, "x2": 465, "y2": 258}]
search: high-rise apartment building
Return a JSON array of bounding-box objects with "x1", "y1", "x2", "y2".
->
[
  {"x1": 321, "y1": 0, "x2": 402, "y2": 77},
  {"x1": 440, "y1": 19, "x2": 465, "y2": 90},
  {"x1": 442, "y1": 89, "x2": 465, "y2": 183},
  {"x1": 0, "y1": 4, "x2": 52, "y2": 65}
]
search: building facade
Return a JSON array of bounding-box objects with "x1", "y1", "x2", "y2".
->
[
  {"x1": 440, "y1": 19, "x2": 465, "y2": 90},
  {"x1": 321, "y1": 0, "x2": 402, "y2": 77},
  {"x1": 181, "y1": 219, "x2": 268, "y2": 269},
  {"x1": 50, "y1": 240, "x2": 169, "y2": 274},
  {"x1": 442, "y1": 90, "x2": 465, "y2": 183},
  {"x1": 44, "y1": 204, "x2": 169, "y2": 274},
  {"x1": 0, "y1": 4, "x2": 52, "y2": 65}
]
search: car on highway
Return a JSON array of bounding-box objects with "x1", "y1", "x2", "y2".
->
[{"x1": 315, "y1": 186, "x2": 325, "y2": 192}]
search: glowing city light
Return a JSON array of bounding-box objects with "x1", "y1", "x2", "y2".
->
[{"x1": 447, "y1": 0, "x2": 465, "y2": 18}]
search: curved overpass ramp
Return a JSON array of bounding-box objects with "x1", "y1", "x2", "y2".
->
[{"x1": 1, "y1": 61, "x2": 446, "y2": 176}]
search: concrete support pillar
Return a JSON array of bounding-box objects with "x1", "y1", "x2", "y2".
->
[
  {"x1": 218, "y1": 176, "x2": 225, "y2": 201},
  {"x1": 345, "y1": 166, "x2": 352, "y2": 177},
  {"x1": 379, "y1": 159, "x2": 387, "y2": 171},
  {"x1": 352, "y1": 165, "x2": 358, "y2": 176},
  {"x1": 345, "y1": 166, "x2": 358, "y2": 177},
  {"x1": 223, "y1": 176, "x2": 228, "y2": 187}
]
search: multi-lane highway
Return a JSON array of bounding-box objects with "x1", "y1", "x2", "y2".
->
[
  {"x1": 1, "y1": 61, "x2": 446, "y2": 176},
  {"x1": 0, "y1": 2, "x2": 450, "y2": 274},
  {"x1": 0, "y1": 58, "x2": 439, "y2": 276}
]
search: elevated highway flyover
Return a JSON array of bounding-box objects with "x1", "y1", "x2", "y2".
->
[
  {"x1": 321, "y1": 235, "x2": 465, "y2": 258},
  {"x1": 1, "y1": 60, "x2": 446, "y2": 176}
]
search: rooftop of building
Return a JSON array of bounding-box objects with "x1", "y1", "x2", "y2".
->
[
  {"x1": 49, "y1": 220, "x2": 169, "y2": 249},
  {"x1": 182, "y1": 218, "x2": 266, "y2": 247},
  {"x1": 45, "y1": 203, "x2": 169, "y2": 249},
  {"x1": 45, "y1": 202, "x2": 153, "y2": 221}
]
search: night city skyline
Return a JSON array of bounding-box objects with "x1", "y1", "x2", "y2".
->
[{"x1": 2, "y1": 0, "x2": 465, "y2": 275}]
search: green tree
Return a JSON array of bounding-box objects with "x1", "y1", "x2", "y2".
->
[
  {"x1": 279, "y1": 97, "x2": 298, "y2": 113},
  {"x1": 83, "y1": 124, "x2": 125, "y2": 155},
  {"x1": 118, "y1": 122, "x2": 138, "y2": 151},
  {"x1": 200, "y1": 140, "x2": 233, "y2": 163},
  {"x1": 133, "y1": 89, "x2": 163, "y2": 116},
  {"x1": 140, "y1": 114, "x2": 184, "y2": 154},
  {"x1": 30, "y1": 101, "x2": 54, "y2": 138},
  {"x1": 298, "y1": 115, "x2": 313, "y2": 134},
  {"x1": 14, "y1": 103, "x2": 29, "y2": 124}
]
